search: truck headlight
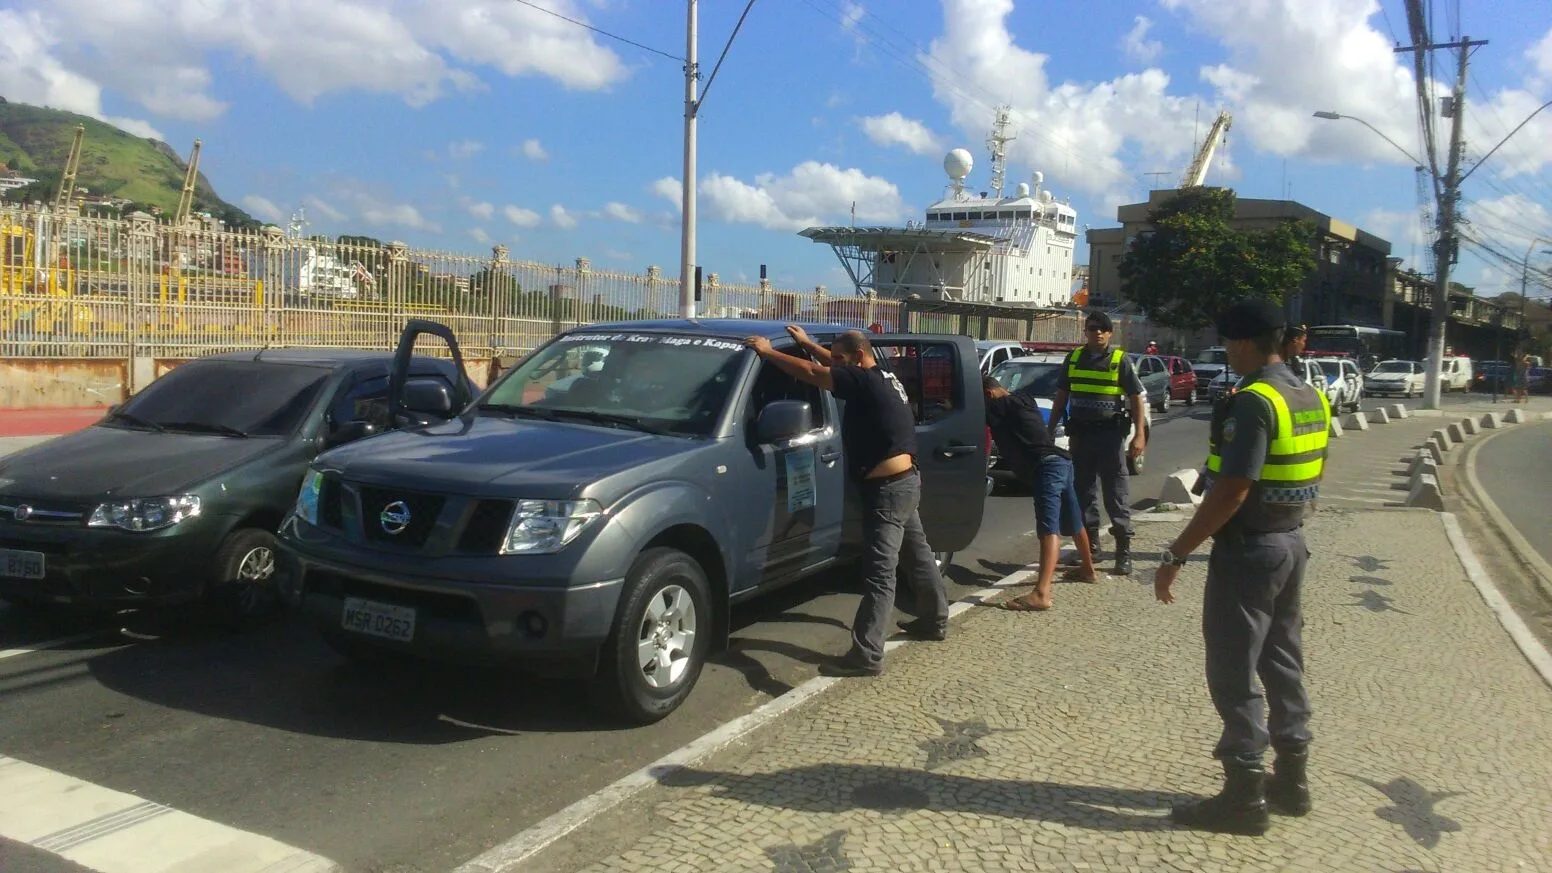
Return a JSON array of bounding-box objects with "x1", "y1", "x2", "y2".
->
[
  {"x1": 500, "y1": 499, "x2": 603, "y2": 555},
  {"x1": 88, "y1": 495, "x2": 201, "y2": 532},
  {"x1": 294, "y1": 469, "x2": 323, "y2": 526}
]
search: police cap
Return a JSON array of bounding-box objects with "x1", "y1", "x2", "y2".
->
[
  {"x1": 1217, "y1": 297, "x2": 1286, "y2": 340},
  {"x1": 1084, "y1": 310, "x2": 1114, "y2": 331}
]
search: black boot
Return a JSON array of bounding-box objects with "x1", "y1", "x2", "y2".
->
[
  {"x1": 1112, "y1": 531, "x2": 1133, "y2": 576},
  {"x1": 1266, "y1": 747, "x2": 1311, "y2": 816},
  {"x1": 1171, "y1": 760, "x2": 1271, "y2": 835}
]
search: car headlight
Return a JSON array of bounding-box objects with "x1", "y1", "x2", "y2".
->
[
  {"x1": 88, "y1": 495, "x2": 201, "y2": 532},
  {"x1": 500, "y1": 499, "x2": 603, "y2": 555},
  {"x1": 294, "y1": 469, "x2": 323, "y2": 526}
]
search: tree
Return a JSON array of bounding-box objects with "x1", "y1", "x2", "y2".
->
[{"x1": 1118, "y1": 187, "x2": 1317, "y2": 330}]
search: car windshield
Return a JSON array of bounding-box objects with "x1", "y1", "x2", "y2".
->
[
  {"x1": 113, "y1": 360, "x2": 330, "y2": 437},
  {"x1": 992, "y1": 361, "x2": 1062, "y2": 397},
  {"x1": 480, "y1": 331, "x2": 745, "y2": 436},
  {"x1": 1194, "y1": 350, "x2": 1228, "y2": 365},
  {"x1": 1318, "y1": 360, "x2": 1344, "y2": 377},
  {"x1": 1374, "y1": 361, "x2": 1413, "y2": 374}
]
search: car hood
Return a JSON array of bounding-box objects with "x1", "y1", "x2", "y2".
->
[
  {"x1": 0, "y1": 425, "x2": 279, "y2": 500},
  {"x1": 1193, "y1": 363, "x2": 1226, "y2": 375},
  {"x1": 314, "y1": 414, "x2": 705, "y2": 496}
]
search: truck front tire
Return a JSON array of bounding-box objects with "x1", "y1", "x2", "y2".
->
[{"x1": 593, "y1": 548, "x2": 711, "y2": 724}]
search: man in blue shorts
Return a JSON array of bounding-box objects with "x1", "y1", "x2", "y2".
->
[{"x1": 984, "y1": 375, "x2": 1098, "y2": 610}]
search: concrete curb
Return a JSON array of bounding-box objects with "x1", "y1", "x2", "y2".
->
[
  {"x1": 1160, "y1": 468, "x2": 1202, "y2": 508},
  {"x1": 1344, "y1": 411, "x2": 1370, "y2": 431},
  {"x1": 1440, "y1": 513, "x2": 1552, "y2": 691},
  {"x1": 1431, "y1": 427, "x2": 1455, "y2": 450},
  {"x1": 1328, "y1": 416, "x2": 1345, "y2": 438},
  {"x1": 1370, "y1": 406, "x2": 1392, "y2": 424},
  {"x1": 1389, "y1": 403, "x2": 1410, "y2": 418},
  {"x1": 1458, "y1": 424, "x2": 1552, "y2": 610}
]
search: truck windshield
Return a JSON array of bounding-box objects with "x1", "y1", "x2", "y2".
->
[
  {"x1": 991, "y1": 361, "x2": 1062, "y2": 397},
  {"x1": 1194, "y1": 350, "x2": 1229, "y2": 365},
  {"x1": 481, "y1": 332, "x2": 745, "y2": 436}
]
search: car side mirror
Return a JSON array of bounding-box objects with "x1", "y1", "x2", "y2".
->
[
  {"x1": 323, "y1": 419, "x2": 376, "y2": 449},
  {"x1": 402, "y1": 378, "x2": 454, "y2": 417},
  {"x1": 755, "y1": 400, "x2": 812, "y2": 444}
]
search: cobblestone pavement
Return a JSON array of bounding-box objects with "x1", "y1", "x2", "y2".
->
[{"x1": 526, "y1": 510, "x2": 1552, "y2": 873}]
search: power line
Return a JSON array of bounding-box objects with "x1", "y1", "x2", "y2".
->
[{"x1": 507, "y1": 0, "x2": 683, "y2": 62}]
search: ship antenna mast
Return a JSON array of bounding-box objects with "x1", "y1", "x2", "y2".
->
[{"x1": 986, "y1": 105, "x2": 1015, "y2": 198}]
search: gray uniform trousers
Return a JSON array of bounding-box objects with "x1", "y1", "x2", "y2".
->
[
  {"x1": 851, "y1": 470, "x2": 949, "y2": 668},
  {"x1": 1203, "y1": 528, "x2": 1313, "y2": 764},
  {"x1": 1069, "y1": 423, "x2": 1132, "y2": 537}
]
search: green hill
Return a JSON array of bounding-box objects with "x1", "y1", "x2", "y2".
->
[{"x1": 0, "y1": 97, "x2": 255, "y2": 226}]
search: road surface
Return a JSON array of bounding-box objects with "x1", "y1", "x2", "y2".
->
[{"x1": 1474, "y1": 419, "x2": 1552, "y2": 568}]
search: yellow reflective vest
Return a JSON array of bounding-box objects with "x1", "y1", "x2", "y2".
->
[
  {"x1": 1205, "y1": 378, "x2": 1331, "y2": 503},
  {"x1": 1065, "y1": 347, "x2": 1126, "y2": 418}
]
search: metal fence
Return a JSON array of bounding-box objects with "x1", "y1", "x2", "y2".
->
[{"x1": 2, "y1": 204, "x2": 1186, "y2": 367}]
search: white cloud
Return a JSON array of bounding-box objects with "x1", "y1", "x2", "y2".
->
[
  {"x1": 1360, "y1": 208, "x2": 1428, "y2": 251},
  {"x1": 650, "y1": 177, "x2": 683, "y2": 209},
  {"x1": 601, "y1": 202, "x2": 644, "y2": 223},
  {"x1": 859, "y1": 112, "x2": 943, "y2": 155},
  {"x1": 1530, "y1": 27, "x2": 1552, "y2": 88},
  {"x1": 465, "y1": 200, "x2": 495, "y2": 220},
  {"x1": 551, "y1": 204, "x2": 579, "y2": 229},
  {"x1": 304, "y1": 196, "x2": 347, "y2": 222},
  {"x1": 1461, "y1": 194, "x2": 1552, "y2": 258},
  {"x1": 1465, "y1": 84, "x2": 1552, "y2": 178},
  {"x1": 241, "y1": 195, "x2": 285, "y2": 223},
  {"x1": 701, "y1": 161, "x2": 907, "y2": 232},
  {"x1": 448, "y1": 140, "x2": 484, "y2": 160},
  {"x1": 503, "y1": 205, "x2": 541, "y2": 228},
  {"x1": 521, "y1": 139, "x2": 549, "y2": 162},
  {"x1": 840, "y1": 2, "x2": 865, "y2": 33},
  {"x1": 360, "y1": 201, "x2": 440, "y2": 233},
  {"x1": 604, "y1": 249, "x2": 632, "y2": 261},
  {"x1": 7, "y1": 0, "x2": 629, "y2": 124},
  {"x1": 469, "y1": 227, "x2": 492, "y2": 244},
  {"x1": 0, "y1": 9, "x2": 162, "y2": 138},
  {"x1": 1122, "y1": 16, "x2": 1162, "y2": 65}
]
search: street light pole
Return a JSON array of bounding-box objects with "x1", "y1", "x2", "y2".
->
[{"x1": 679, "y1": 0, "x2": 699, "y2": 319}]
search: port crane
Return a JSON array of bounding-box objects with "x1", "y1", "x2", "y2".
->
[
  {"x1": 53, "y1": 125, "x2": 85, "y2": 210},
  {"x1": 1180, "y1": 110, "x2": 1233, "y2": 188}
]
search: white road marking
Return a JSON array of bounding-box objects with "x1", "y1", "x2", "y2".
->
[
  {"x1": 1440, "y1": 513, "x2": 1552, "y2": 689},
  {"x1": 0, "y1": 756, "x2": 341, "y2": 873},
  {"x1": 0, "y1": 632, "x2": 105, "y2": 661}
]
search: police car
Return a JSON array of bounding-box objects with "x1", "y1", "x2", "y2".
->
[{"x1": 987, "y1": 348, "x2": 1152, "y2": 482}]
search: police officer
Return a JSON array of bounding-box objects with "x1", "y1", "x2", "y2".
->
[
  {"x1": 1153, "y1": 298, "x2": 1331, "y2": 835},
  {"x1": 1052, "y1": 311, "x2": 1146, "y2": 575},
  {"x1": 1281, "y1": 323, "x2": 1307, "y2": 374}
]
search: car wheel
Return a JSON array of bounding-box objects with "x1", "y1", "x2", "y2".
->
[
  {"x1": 1185, "y1": 391, "x2": 1196, "y2": 407},
  {"x1": 210, "y1": 528, "x2": 281, "y2": 629},
  {"x1": 593, "y1": 547, "x2": 711, "y2": 724},
  {"x1": 1152, "y1": 397, "x2": 1167, "y2": 413}
]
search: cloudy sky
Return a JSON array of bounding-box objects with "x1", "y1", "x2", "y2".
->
[{"x1": 2, "y1": 0, "x2": 1549, "y2": 296}]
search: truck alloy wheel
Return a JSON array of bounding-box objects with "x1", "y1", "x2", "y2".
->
[{"x1": 594, "y1": 548, "x2": 711, "y2": 724}]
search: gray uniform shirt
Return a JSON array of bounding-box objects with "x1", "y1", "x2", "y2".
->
[
  {"x1": 1216, "y1": 362, "x2": 1316, "y2": 533},
  {"x1": 1055, "y1": 345, "x2": 1145, "y2": 423}
]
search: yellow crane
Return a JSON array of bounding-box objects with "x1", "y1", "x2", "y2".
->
[
  {"x1": 53, "y1": 124, "x2": 85, "y2": 211},
  {"x1": 175, "y1": 138, "x2": 202, "y2": 225},
  {"x1": 1180, "y1": 110, "x2": 1233, "y2": 188}
]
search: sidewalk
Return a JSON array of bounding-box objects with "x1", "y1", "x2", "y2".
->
[{"x1": 514, "y1": 509, "x2": 1552, "y2": 873}]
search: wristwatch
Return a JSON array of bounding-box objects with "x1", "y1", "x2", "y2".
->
[{"x1": 1160, "y1": 548, "x2": 1188, "y2": 568}]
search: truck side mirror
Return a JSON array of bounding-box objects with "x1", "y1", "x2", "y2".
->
[
  {"x1": 403, "y1": 379, "x2": 454, "y2": 417},
  {"x1": 755, "y1": 400, "x2": 812, "y2": 444}
]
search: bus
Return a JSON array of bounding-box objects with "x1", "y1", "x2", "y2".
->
[{"x1": 1305, "y1": 325, "x2": 1408, "y2": 371}]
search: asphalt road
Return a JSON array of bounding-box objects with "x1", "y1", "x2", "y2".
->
[
  {"x1": 1474, "y1": 419, "x2": 1552, "y2": 568},
  {"x1": 0, "y1": 403, "x2": 1213, "y2": 873}
]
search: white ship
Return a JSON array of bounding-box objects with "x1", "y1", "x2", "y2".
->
[{"x1": 802, "y1": 107, "x2": 1078, "y2": 308}]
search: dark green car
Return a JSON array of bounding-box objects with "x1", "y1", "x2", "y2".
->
[{"x1": 0, "y1": 346, "x2": 467, "y2": 625}]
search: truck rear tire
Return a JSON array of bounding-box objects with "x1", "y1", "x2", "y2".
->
[{"x1": 592, "y1": 548, "x2": 711, "y2": 724}]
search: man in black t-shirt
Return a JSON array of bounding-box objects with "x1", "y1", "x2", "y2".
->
[
  {"x1": 984, "y1": 375, "x2": 1097, "y2": 611},
  {"x1": 745, "y1": 326, "x2": 950, "y2": 677}
]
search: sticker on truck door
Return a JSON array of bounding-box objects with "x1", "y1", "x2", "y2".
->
[{"x1": 786, "y1": 447, "x2": 817, "y2": 512}]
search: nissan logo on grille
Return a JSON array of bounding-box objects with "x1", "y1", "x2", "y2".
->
[
  {"x1": 14, "y1": 505, "x2": 33, "y2": 521},
  {"x1": 379, "y1": 500, "x2": 412, "y2": 536}
]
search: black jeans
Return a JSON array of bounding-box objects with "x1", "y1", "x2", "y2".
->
[
  {"x1": 850, "y1": 470, "x2": 949, "y2": 667},
  {"x1": 1203, "y1": 529, "x2": 1312, "y2": 763}
]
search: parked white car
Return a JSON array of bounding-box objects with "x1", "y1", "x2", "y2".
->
[
  {"x1": 1313, "y1": 357, "x2": 1364, "y2": 412},
  {"x1": 1365, "y1": 359, "x2": 1427, "y2": 398},
  {"x1": 1434, "y1": 355, "x2": 1474, "y2": 392},
  {"x1": 976, "y1": 341, "x2": 1034, "y2": 374}
]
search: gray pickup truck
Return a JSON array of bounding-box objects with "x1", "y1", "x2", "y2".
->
[{"x1": 275, "y1": 319, "x2": 988, "y2": 722}]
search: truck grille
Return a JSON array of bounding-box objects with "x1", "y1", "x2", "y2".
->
[
  {"x1": 458, "y1": 500, "x2": 513, "y2": 554},
  {"x1": 357, "y1": 486, "x2": 443, "y2": 546},
  {"x1": 318, "y1": 477, "x2": 344, "y2": 529}
]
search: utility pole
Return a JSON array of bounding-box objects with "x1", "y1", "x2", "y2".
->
[
  {"x1": 679, "y1": 0, "x2": 700, "y2": 319},
  {"x1": 1394, "y1": 29, "x2": 1487, "y2": 409}
]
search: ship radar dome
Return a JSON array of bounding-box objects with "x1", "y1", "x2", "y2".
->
[
  {"x1": 1015, "y1": 182, "x2": 1031, "y2": 198},
  {"x1": 943, "y1": 149, "x2": 974, "y2": 180},
  {"x1": 1033, "y1": 171, "x2": 1044, "y2": 186}
]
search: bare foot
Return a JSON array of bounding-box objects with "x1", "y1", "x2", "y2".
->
[
  {"x1": 1002, "y1": 593, "x2": 1052, "y2": 611},
  {"x1": 1062, "y1": 567, "x2": 1100, "y2": 583}
]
